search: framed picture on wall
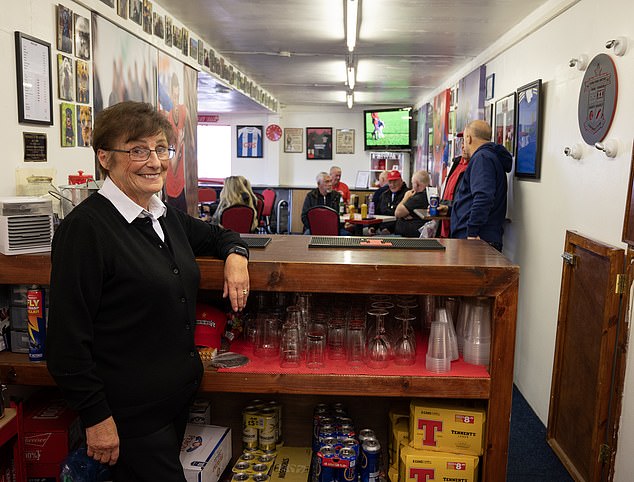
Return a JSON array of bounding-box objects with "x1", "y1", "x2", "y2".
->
[
  {"x1": 117, "y1": 0, "x2": 128, "y2": 19},
  {"x1": 129, "y1": 0, "x2": 142, "y2": 25},
  {"x1": 494, "y1": 92, "x2": 516, "y2": 156},
  {"x1": 485, "y1": 73, "x2": 495, "y2": 101},
  {"x1": 336, "y1": 128, "x2": 354, "y2": 154},
  {"x1": 284, "y1": 128, "x2": 303, "y2": 153},
  {"x1": 306, "y1": 127, "x2": 333, "y2": 160},
  {"x1": 237, "y1": 125, "x2": 263, "y2": 158},
  {"x1": 15, "y1": 32, "x2": 53, "y2": 125},
  {"x1": 56, "y1": 5, "x2": 73, "y2": 54},
  {"x1": 57, "y1": 54, "x2": 74, "y2": 101},
  {"x1": 74, "y1": 14, "x2": 90, "y2": 60},
  {"x1": 515, "y1": 79, "x2": 543, "y2": 179}
]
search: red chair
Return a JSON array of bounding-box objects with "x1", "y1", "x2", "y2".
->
[
  {"x1": 260, "y1": 189, "x2": 276, "y2": 233},
  {"x1": 307, "y1": 206, "x2": 340, "y2": 236},
  {"x1": 198, "y1": 188, "x2": 218, "y2": 218},
  {"x1": 220, "y1": 205, "x2": 255, "y2": 233}
]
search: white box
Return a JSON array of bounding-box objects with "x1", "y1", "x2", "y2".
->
[{"x1": 180, "y1": 424, "x2": 231, "y2": 482}]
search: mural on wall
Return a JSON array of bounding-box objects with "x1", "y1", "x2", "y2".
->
[
  {"x1": 158, "y1": 52, "x2": 198, "y2": 214},
  {"x1": 456, "y1": 66, "x2": 486, "y2": 134},
  {"x1": 431, "y1": 89, "x2": 450, "y2": 188}
]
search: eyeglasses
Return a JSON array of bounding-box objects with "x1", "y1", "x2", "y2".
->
[{"x1": 103, "y1": 146, "x2": 176, "y2": 162}]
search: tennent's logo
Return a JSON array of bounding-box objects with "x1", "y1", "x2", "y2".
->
[{"x1": 25, "y1": 432, "x2": 52, "y2": 447}]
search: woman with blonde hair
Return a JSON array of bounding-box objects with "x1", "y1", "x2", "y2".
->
[{"x1": 212, "y1": 175, "x2": 258, "y2": 232}]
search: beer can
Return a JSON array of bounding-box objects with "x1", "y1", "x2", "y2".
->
[
  {"x1": 337, "y1": 447, "x2": 357, "y2": 482},
  {"x1": 340, "y1": 437, "x2": 359, "y2": 457},
  {"x1": 233, "y1": 461, "x2": 252, "y2": 473},
  {"x1": 337, "y1": 424, "x2": 356, "y2": 440},
  {"x1": 243, "y1": 406, "x2": 260, "y2": 450},
  {"x1": 357, "y1": 429, "x2": 376, "y2": 445},
  {"x1": 232, "y1": 473, "x2": 250, "y2": 482},
  {"x1": 360, "y1": 439, "x2": 381, "y2": 482},
  {"x1": 239, "y1": 453, "x2": 256, "y2": 463},
  {"x1": 258, "y1": 408, "x2": 277, "y2": 451},
  {"x1": 251, "y1": 475, "x2": 270, "y2": 482},
  {"x1": 26, "y1": 285, "x2": 46, "y2": 361},
  {"x1": 317, "y1": 445, "x2": 337, "y2": 482},
  {"x1": 257, "y1": 454, "x2": 275, "y2": 464},
  {"x1": 267, "y1": 400, "x2": 283, "y2": 444},
  {"x1": 251, "y1": 463, "x2": 269, "y2": 474}
]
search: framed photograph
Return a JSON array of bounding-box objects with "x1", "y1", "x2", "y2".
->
[
  {"x1": 181, "y1": 29, "x2": 189, "y2": 56},
  {"x1": 129, "y1": 0, "x2": 142, "y2": 25},
  {"x1": 74, "y1": 14, "x2": 90, "y2": 60},
  {"x1": 75, "y1": 59, "x2": 90, "y2": 104},
  {"x1": 306, "y1": 127, "x2": 333, "y2": 160},
  {"x1": 484, "y1": 104, "x2": 493, "y2": 136},
  {"x1": 76, "y1": 105, "x2": 92, "y2": 147},
  {"x1": 142, "y1": 0, "x2": 153, "y2": 35},
  {"x1": 515, "y1": 79, "x2": 543, "y2": 179},
  {"x1": 283, "y1": 128, "x2": 303, "y2": 153},
  {"x1": 485, "y1": 73, "x2": 495, "y2": 101},
  {"x1": 355, "y1": 171, "x2": 370, "y2": 188},
  {"x1": 164, "y1": 16, "x2": 172, "y2": 46},
  {"x1": 153, "y1": 12, "x2": 164, "y2": 39},
  {"x1": 172, "y1": 25, "x2": 181, "y2": 50},
  {"x1": 117, "y1": 0, "x2": 128, "y2": 19},
  {"x1": 60, "y1": 103, "x2": 76, "y2": 147},
  {"x1": 56, "y1": 4, "x2": 73, "y2": 54},
  {"x1": 15, "y1": 32, "x2": 53, "y2": 125},
  {"x1": 494, "y1": 92, "x2": 516, "y2": 156},
  {"x1": 99, "y1": 0, "x2": 115, "y2": 6},
  {"x1": 57, "y1": 54, "x2": 74, "y2": 101},
  {"x1": 198, "y1": 40, "x2": 204, "y2": 65},
  {"x1": 336, "y1": 129, "x2": 355, "y2": 154},
  {"x1": 237, "y1": 125, "x2": 263, "y2": 158}
]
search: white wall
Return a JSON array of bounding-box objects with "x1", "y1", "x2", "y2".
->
[{"x1": 416, "y1": 0, "x2": 634, "y2": 478}]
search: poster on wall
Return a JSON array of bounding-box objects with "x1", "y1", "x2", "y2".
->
[
  {"x1": 306, "y1": 127, "x2": 332, "y2": 160},
  {"x1": 237, "y1": 126, "x2": 263, "y2": 158},
  {"x1": 456, "y1": 66, "x2": 486, "y2": 134},
  {"x1": 431, "y1": 89, "x2": 450, "y2": 188},
  {"x1": 335, "y1": 129, "x2": 354, "y2": 154},
  {"x1": 284, "y1": 128, "x2": 303, "y2": 153}
]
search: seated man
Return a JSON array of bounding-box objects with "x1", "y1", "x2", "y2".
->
[
  {"x1": 301, "y1": 171, "x2": 346, "y2": 235},
  {"x1": 330, "y1": 165, "x2": 350, "y2": 204},
  {"x1": 394, "y1": 170, "x2": 431, "y2": 237},
  {"x1": 374, "y1": 170, "x2": 408, "y2": 234}
]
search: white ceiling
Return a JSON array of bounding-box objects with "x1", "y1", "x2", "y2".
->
[{"x1": 157, "y1": 0, "x2": 549, "y2": 113}]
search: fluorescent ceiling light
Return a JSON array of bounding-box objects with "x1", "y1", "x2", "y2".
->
[
  {"x1": 346, "y1": 0, "x2": 358, "y2": 52},
  {"x1": 346, "y1": 66, "x2": 356, "y2": 90},
  {"x1": 347, "y1": 92, "x2": 354, "y2": 109}
]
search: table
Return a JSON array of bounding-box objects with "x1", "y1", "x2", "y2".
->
[
  {"x1": 340, "y1": 214, "x2": 396, "y2": 235},
  {"x1": 413, "y1": 208, "x2": 449, "y2": 221}
]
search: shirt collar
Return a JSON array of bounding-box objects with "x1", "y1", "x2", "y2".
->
[{"x1": 98, "y1": 177, "x2": 167, "y2": 224}]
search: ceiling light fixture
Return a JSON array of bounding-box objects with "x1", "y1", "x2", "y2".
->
[
  {"x1": 346, "y1": 0, "x2": 359, "y2": 52},
  {"x1": 347, "y1": 91, "x2": 354, "y2": 109},
  {"x1": 347, "y1": 65, "x2": 356, "y2": 90}
]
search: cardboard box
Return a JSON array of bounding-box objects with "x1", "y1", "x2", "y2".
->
[
  {"x1": 399, "y1": 445, "x2": 479, "y2": 482},
  {"x1": 24, "y1": 397, "x2": 82, "y2": 466},
  {"x1": 389, "y1": 421, "x2": 409, "y2": 472},
  {"x1": 388, "y1": 464, "x2": 399, "y2": 482},
  {"x1": 269, "y1": 446, "x2": 311, "y2": 482},
  {"x1": 409, "y1": 399, "x2": 486, "y2": 456},
  {"x1": 180, "y1": 424, "x2": 231, "y2": 482}
]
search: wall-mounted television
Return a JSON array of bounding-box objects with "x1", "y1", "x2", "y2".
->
[{"x1": 363, "y1": 107, "x2": 413, "y2": 150}]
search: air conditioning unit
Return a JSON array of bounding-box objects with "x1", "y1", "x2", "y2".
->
[{"x1": 0, "y1": 197, "x2": 53, "y2": 255}]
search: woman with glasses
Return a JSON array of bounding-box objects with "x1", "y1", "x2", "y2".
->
[
  {"x1": 211, "y1": 175, "x2": 259, "y2": 232},
  {"x1": 47, "y1": 101, "x2": 250, "y2": 481}
]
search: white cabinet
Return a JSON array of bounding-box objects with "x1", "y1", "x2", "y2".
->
[{"x1": 369, "y1": 152, "x2": 406, "y2": 187}]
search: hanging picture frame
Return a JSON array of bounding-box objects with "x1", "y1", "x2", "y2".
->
[
  {"x1": 336, "y1": 129, "x2": 355, "y2": 154},
  {"x1": 15, "y1": 32, "x2": 53, "y2": 125},
  {"x1": 306, "y1": 127, "x2": 333, "y2": 160},
  {"x1": 515, "y1": 79, "x2": 543, "y2": 179},
  {"x1": 283, "y1": 128, "x2": 303, "y2": 153},
  {"x1": 494, "y1": 92, "x2": 516, "y2": 156},
  {"x1": 56, "y1": 4, "x2": 73, "y2": 54},
  {"x1": 485, "y1": 73, "x2": 495, "y2": 101},
  {"x1": 237, "y1": 125, "x2": 263, "y2": 158}
]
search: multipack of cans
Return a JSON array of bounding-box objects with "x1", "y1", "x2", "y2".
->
[
  {"x1": 311, "y1": 403, "x2": 381, "y2": 482},
  {"x1": 242, "y1": 400, "x2": 283, "y2": 452}
]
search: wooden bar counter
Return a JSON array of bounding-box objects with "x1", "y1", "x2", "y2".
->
[{"x1": 0, "y1": 236, "x2": 518, "y2": 480}]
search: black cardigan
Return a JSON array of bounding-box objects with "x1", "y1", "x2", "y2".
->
[{"x1": 47, "y1": 193, "x2": 247, "y2": 437}]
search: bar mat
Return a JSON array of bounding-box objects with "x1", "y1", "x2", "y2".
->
[
  {"x1": 309, "y1": 236, "x2": 445, "y2": 250},
  {"x1": 241, "y1": 236, "x2": 271, "y2": 248}
]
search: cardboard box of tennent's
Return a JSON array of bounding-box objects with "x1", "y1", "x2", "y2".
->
[
  {"x1": 409, "y1": 400, "x2": 486, "y2": 456},
  {"x1": 269, "y1": 446, "x2": 311, "y2": 482},
  {"x1": 399, "y1": 445, "x2": 479, "y2": 482},
  {"x1": 180, "y1": 424, "x2": 231, "y2": 482},
  {"x1": 389, "y1": 419, "x2": 409, "y2": 471},
  {"x1": 23, "y1": 397, "x2": 82, "y2": 466}
]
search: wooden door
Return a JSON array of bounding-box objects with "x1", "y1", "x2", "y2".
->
[{"x1": 547, "y1": 230, "x2": 628, "y2": 481}]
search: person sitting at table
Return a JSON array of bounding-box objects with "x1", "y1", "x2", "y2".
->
[
  {"x1": 373, "y1": 170, "x2": 408, "y2": 234},
  {"x1": 394, "y1": 170, "x2": 431, "y2": 237},
  {"x1": 211, "y1": 175, "x2": 258, "y2": 232},
  {"x1": 330, "y1": 165, "x2": 350, "y2": 204},
  {"x1": 301, "y1": 171, "x2": 348, "y2": 235},
  {"x1": 371, "y1": 170, "x2": 389, "y2": 207}
]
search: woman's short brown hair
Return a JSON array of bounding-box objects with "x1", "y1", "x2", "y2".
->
[{"x1": 93, "y1": 101, "x2": 175, "y2": 177}]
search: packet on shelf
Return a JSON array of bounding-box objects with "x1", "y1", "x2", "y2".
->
[
  {"x1": 409, "y1": 399, "x2": 486, "y2": 456},
  {"x1": 399, "y1": 445, "x2": 479, "y2": 482}
]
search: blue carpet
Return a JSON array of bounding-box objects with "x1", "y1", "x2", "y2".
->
[{"x1": 507, "y1": 385, "x2": 573, "y2": 481}]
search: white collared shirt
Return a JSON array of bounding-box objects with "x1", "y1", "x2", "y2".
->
[{"x1": 98, "y1": 177, "x2": 167, "y2": 241}]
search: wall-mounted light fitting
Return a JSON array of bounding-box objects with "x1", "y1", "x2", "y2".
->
[
  {"x1": 346, "y1": 0, "x2": 359, "y2": 52},
  {"x1": 568, "y1": 54, "x2": 588, "y2": 70},
  {"x1": 605, "y1": 36, "x2": 628, "y2": 56},
  {"x1": 563, "y1": 143, "x2": 584, "y2": 160},
  {"x1": 595, "y1": 139, "x2": 618, "y2": 158},
  {"x1": 346, "y1": 91, "x2": 354, "y2": 109}
]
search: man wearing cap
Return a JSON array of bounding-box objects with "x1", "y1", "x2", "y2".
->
[
  {"x1": 440, "y1": 120, "x2": 512, "y2": 251},
  {"x1": 375, "y1": 170, "x2": 408, "y2": 234}
]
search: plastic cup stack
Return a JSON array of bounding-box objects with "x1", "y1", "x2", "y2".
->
[
  {"x1": 435, "y1": 307, "x2": 459, "y2": 361},
  {"x1": 455, "y1": 298, "x2": 473, "y2": 355},
  {"x1": 426, "y1": 321, "x2": 451, "y2": 373},
  {"x1": 463, "y1": 298, "x2": 491, "y2": 366}
]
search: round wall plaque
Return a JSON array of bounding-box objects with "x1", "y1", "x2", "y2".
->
[
  {"x1": 578, "y1": 53, "x2": 618, "y2": 145},
  {"x1": 266, "y1": 124, "x2": 282, "y2": 141}
]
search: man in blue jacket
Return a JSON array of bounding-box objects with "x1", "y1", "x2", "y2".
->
[{"x1": 447, "y1": 120, "x2": 512, "y2": 251}]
